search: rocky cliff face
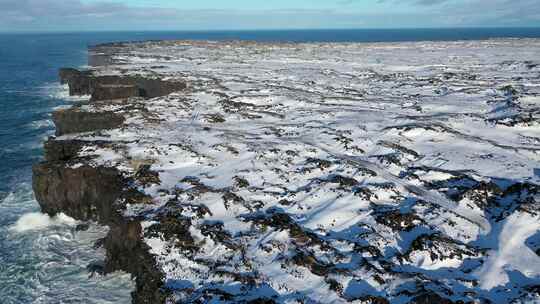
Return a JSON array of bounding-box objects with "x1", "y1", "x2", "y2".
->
[
  {"x1": 33, "y1": 137, "x2": 169, "y2": 304},
  {"x1": 59, "y1": 67, "x2": 187, "y2": 102},
  {"x1": 33, "y1": 47, "x2": 188, "y2": 304},
  {"x1": 33, "y1": 40, "x2": 540, "y2": 304}
]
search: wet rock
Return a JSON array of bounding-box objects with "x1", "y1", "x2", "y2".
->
[
  {"x1": 53, "y1": 107, "x2": 125, "y2": 136},
  {"x1": 87, "y1": 261, "x2": 106, "y2": 276},
  {"x1": 76, "y1": 223, "x2": 90, "y2": 231},
  {"x1": 93, "y1": 237, "x2": 106, "y2": 249}
]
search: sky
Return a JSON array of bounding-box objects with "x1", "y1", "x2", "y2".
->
[{"x1": 0, "y1": 0, "x2": 539, "y2": 32}]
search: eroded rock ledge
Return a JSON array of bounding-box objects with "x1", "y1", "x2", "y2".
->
[
  {"x1": 33, "y1": 40, "x2": 540, "y2": 304},
  {"x1": 33, "y1": 47, "x2": 188, "y2": 303}
]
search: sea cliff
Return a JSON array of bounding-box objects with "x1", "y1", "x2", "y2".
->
[{"x1": 33, "y1": 39, "x2": 540, "y2": 303}]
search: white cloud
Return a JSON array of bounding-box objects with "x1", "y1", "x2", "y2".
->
[{"x1": 0, "y1": 0, "x2": 539, "y2": 31}]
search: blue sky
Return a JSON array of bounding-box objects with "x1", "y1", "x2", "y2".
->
[{"x1": 1, "y1": 0, "x2": 539, "y2": 32}]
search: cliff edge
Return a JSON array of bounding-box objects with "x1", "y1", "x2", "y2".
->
[{"x1": 33, "y1": 39, "x2": 540, "y2": 304}]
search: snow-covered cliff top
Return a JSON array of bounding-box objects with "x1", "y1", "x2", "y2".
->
[{"x1": 60, "y1": 39, "x2": 540, "y2": 303}]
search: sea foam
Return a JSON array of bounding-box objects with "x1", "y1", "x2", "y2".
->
[{"x1": 11, "y1": 212, "x2": 77, "y2": 233}]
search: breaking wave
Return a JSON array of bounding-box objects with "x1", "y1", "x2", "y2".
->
[
  {"x1": 0, "y1": 185, "x2": 134, "y2": 304},
  {"x1": 39, "y1": 82, "x2": 90, "y2": 102}
]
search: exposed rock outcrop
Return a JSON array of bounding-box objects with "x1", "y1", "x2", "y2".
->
[
  {"x1": 52, "y1": 107, "x2": 125, "y2": 136},
  {"x1": 59, "y1": 68, "x2": 93, "y2": 95},
  {"x1": 91, "y1": 84, "x2": 139, "y2": 101},
  {"x1": 59, "y1": 68, "x2": 187, "y2": 101},
  {"x1": 33, "y1": 141, "x2": 168, "y2": 304},
  {"x1": 35, "y1": 39, "x2": 540, "y2": 304},
  {"x1": 35, "y1": 58, "x2": 184, "y2": 303}
]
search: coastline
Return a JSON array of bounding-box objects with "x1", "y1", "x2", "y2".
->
[{"x1": 33, "y1": 39, "x2": 540, "y2": 303}]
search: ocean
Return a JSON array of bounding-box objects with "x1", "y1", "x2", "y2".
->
[{"x1": 0, "y1": 28, "x2": 539, "y2": 303}]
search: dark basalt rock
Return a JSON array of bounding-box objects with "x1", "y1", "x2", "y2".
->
[
  {"x1": 291, "y1": 250, "x2": 334, "y2": 276},
  {"x1": 88, "y1": 51, "x2": 114, "y2": 67},
  {"x1": 374, "y1": 210, "x2": 424, "y2": 232},
  {"x1": 91, "y1": 84, "x2": 139, "y2": 101},
  {"x1": 401, "y1": 233, "x2": 479, "y2": 264},
  {"x1": 145, "y1": 213, "x2": 195, "y2": 252},
  {"x1": 133, "y1": 77, "x2": 187, "y2": 99},
  {"x1": 325, "y1": 174, "x2": 359, "y2": 188},
  {"x1": 246, "y1": 211, "x2": 327, "y2": 248},
  {"x1": 76, "y1": 223, "x2": 90, "y2": 231},
  {"x1": 53, "y1": 107, "x2": 125, "y2": 136},
  {"x1": 44, "y1": 138, "x2": 114, "y2": 162},
  {"x1": 32, "y1": 161, "x2": 168, "y2": 304},
  {"x1": 34, "y1": 100, "x2": 167, "y2": 304},
  {"x1": 44, "y1": 138, "x2": 87, "y2": 161},
  {"x1": 87, "y1": 261, "x2": 106, "y2": 276},
  {"x1": 134, "y1": 164, "x2": 161, "y2": 186},
  {"x1": 59, "y1": 68, "x2": 93, "y2": 95},
  {"x1": 32, "y1": 163, "x2": 123, "y2": 221},
  {"x1": 106, "y1": 219, "x2": 168, "y2": 304},
  {"x1": 200, "y1": 222, "x2": 240, "y2": 250},
  {"x1": 411, "y1": 292, "x2": 455, "y2": 304},
  {"x1": 356, "y1": 296, "x2": 390, "y2": 304},
  {"x1": 59, "y1": 68, "x2": 187, "y2": 101}
]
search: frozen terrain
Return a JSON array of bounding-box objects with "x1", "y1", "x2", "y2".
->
[{"x1": 38, "y1": 39, "x2": 540, "y2": 303}]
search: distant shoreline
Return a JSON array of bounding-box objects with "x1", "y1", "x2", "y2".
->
[{"x1": 2, "y1": 27, "x2": 540, "y2": 44}]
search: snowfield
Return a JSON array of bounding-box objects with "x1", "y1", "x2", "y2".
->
[{"x1": 61, "y1": 39, "x2": 540, "y2": 303}]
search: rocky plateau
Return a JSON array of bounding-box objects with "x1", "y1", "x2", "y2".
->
[{"x1": 33, "y1": 39, "x2": 540, "y2": 304}]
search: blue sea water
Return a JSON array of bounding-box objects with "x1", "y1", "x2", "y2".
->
[{"x1": 0, "y1": 28, "x2": 539, "y2": 303}]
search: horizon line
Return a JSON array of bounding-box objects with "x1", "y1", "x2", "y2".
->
[{"x1": 2, "y1": 26, "x2": 540, "y2": 35}]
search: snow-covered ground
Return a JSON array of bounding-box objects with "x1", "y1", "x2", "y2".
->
[{"x1": 62, "y1": 39, "x2": 540, "y2": 303}]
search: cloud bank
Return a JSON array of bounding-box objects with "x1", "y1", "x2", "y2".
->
[{"x1": 0, "y1": 0, "x2": 539, "y2": 32}]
